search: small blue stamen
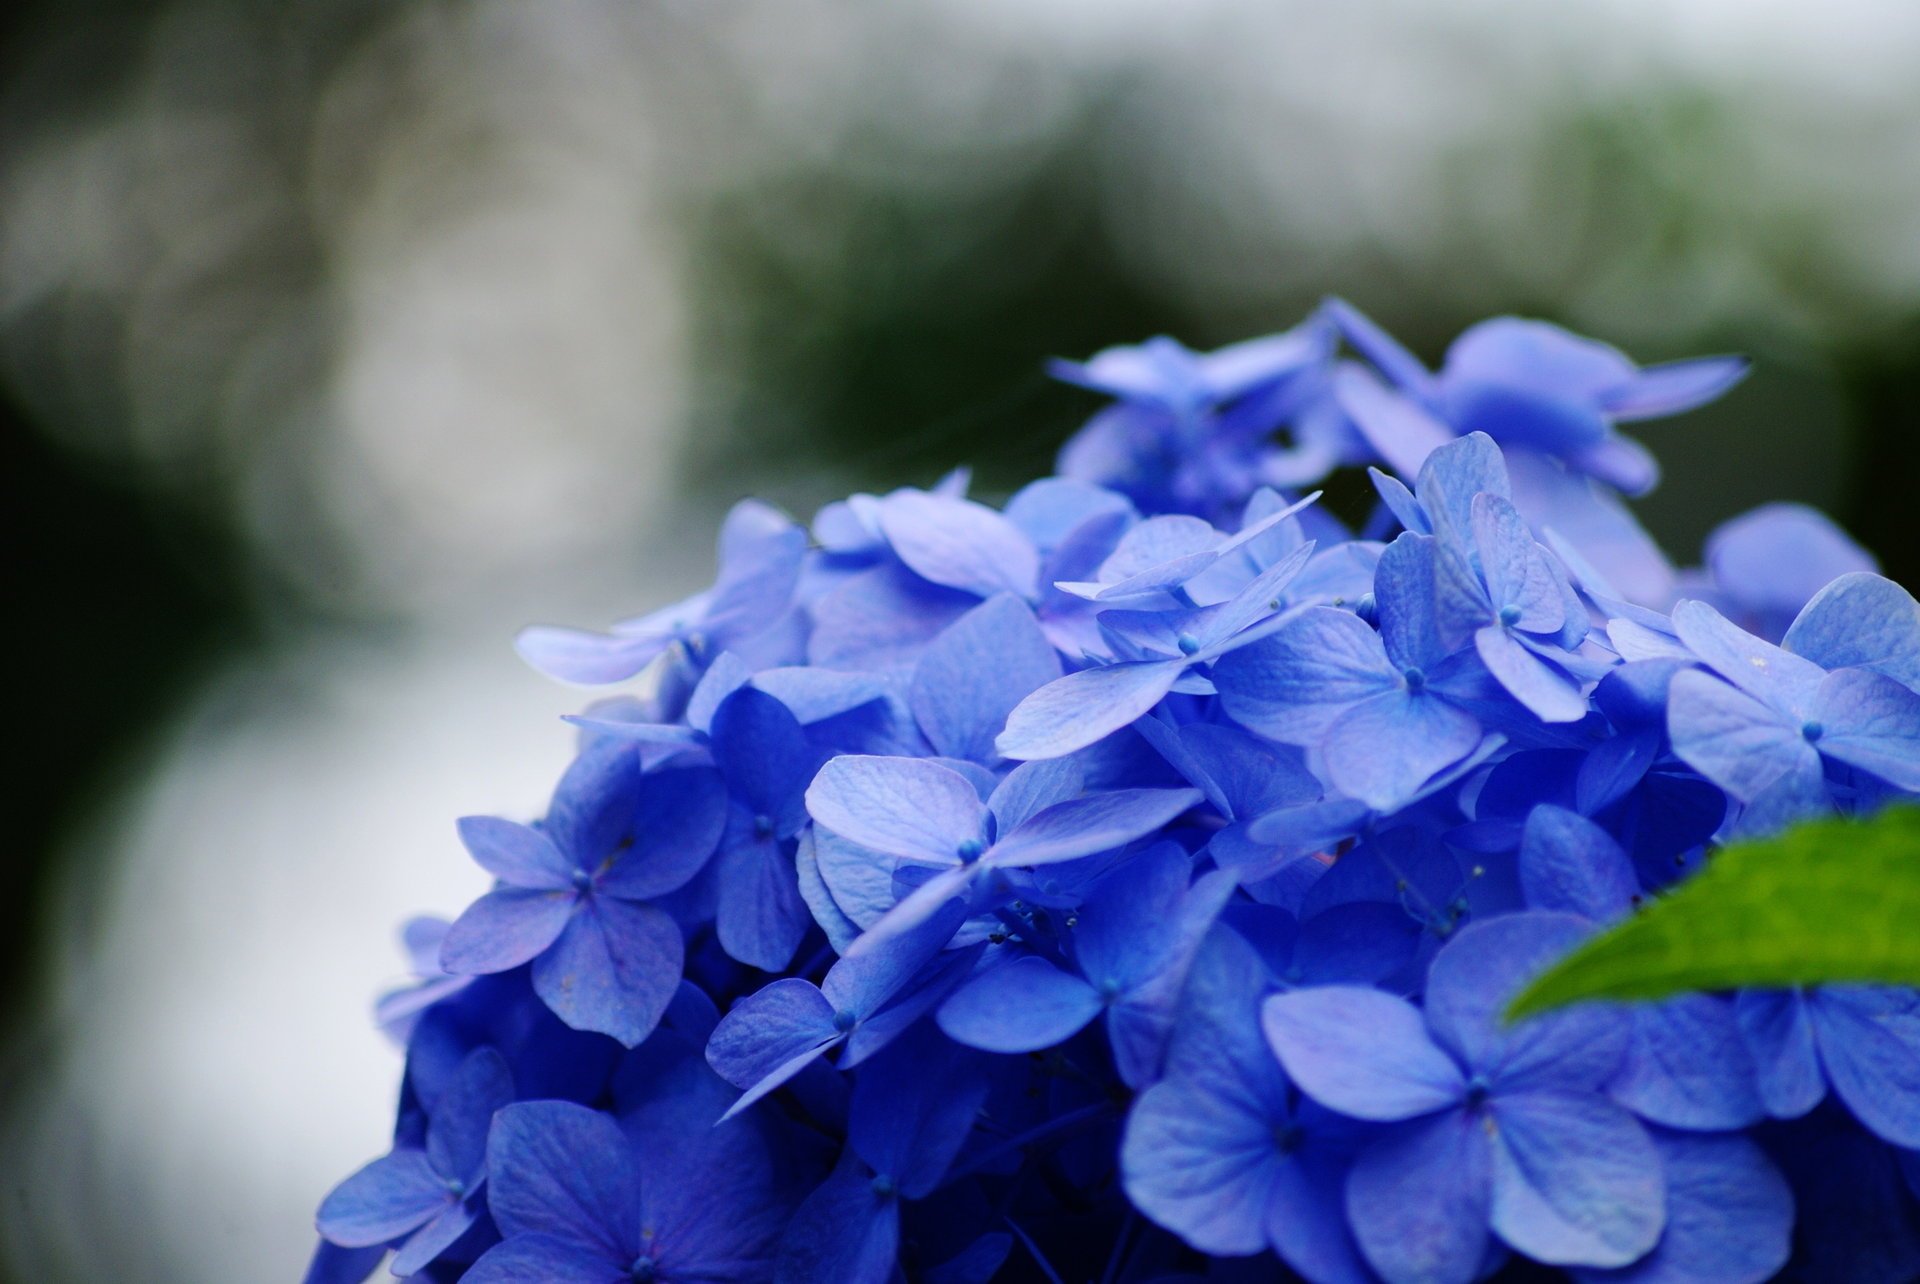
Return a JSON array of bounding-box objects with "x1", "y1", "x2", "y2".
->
[
  {"x1": 1498, "y1": 604, "x2": 1522, "y2": 627},
  {"x1": 1801, "y1": 720, "x2": 1825, "y2": 743},
  {"x1": 1176, "y1": 632, "x2": 1202, "y2": 656},
  {"x1": 957, "y1": 838, "x2": 986, "y2": 863},
  {"x1": 1402, "y1": 666, "x2": 1426, "y2": 693},
  {"x1": 629, "y1": 1256, "x2": 657, "y2": 1282},
  {"x1": 832, "y1": 1008, "x2": 858, "y2": 1033},
  {"x1": 753, "y1": 813, "x2": 775, "y2": 838},
  {"x1": 870, "y1": 1173, "x2": 897, "y2": 1199}
]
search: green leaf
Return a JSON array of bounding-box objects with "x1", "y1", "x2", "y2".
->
[{"x1": 1506, "y1": 806, "x2": 1920, "y2": 1021}]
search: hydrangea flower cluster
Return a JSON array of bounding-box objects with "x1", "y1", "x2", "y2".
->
[{"x1": 307, "y1": 301, "x2": 1920, "y2": 1284}]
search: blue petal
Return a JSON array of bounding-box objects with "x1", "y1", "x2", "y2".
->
[
  {"x1": 463, "y1": 1233, "x2": 623, "y2": 1284},
  {"x1": 1812, "y1": 667, "x2": 1920, "y2": 791},
  {"x1": 709, "y1": 687, "x2": 815, "y2": 829},
  {"x1": 996, "y1": 658, "x2": 1187, "y2": 760},
  {"x1": 1471, "y1": 492, "x2": 1566, "y2": 633},
  {"x1": 1667, "y1": 669, "x2": 1819, "y2": 805},
  {"x1": 985, "y1": 757, "x2": 1085, "y2": 834},
  {"x1": 1322, "y1": 688, "x2": 1484, "y2": 812},
  {"x1": 1213, "y1": 607, "x2": 1397, "y2": 744},
  {"x1": 1476, "y1": 626, "x2": 1589, "y2": 723},
  {"x1": 532, "y1": 896, "x2": 683, "y2": 1047},
  {"x1": 1488, "y1": 1090, "x2": 1664, "y2": 1268},
  {"x1": 315, "y1": 1150, "x2": 448, "y2": 1247},
  {"x1": 1415, "y1": 431, "x2": 1512, "y2": 543},
  {"x1": 847, "y1": 1025, "x2": 991, "y2": 1197},
  {"x1": 1783, "y1": 571, "x2": 1919, "y2": 687},
  {"x1": 909, "y1": 594, "x2": 1062, "y2": 762},
  {"x1": 514, "y1": 623, "x2": 672, "y2": 686},
  {"x1": 1670, "y1": 599, "x2": 1823, "y2": 711},
  {"x1": 1424, "y1": 912, "x2": 1628, "y2": 1090},
  {"x1": 456, "y1": 817, "x2": 575, "y2": 890},
  {"x1": 1734, "y1": 989, "x2": 1825, "y2": 1120},
  {"x1": 425, "y1": 1047, "x2": 514, "y2": 1182},
  {"x1": 1609, "y1": 997, "x2": 1765, "y2": 1131},
  {"x1": 807, "y1": 562, "x2": 973, "y2": 670},
  {"x1": 705, "y1": 978, "x2": 841, "y2": 1119},
  {"x1": 439, "y1": 888, "x2": 577, "y2": 976},
  {"x1": 1322, "y1": 297, "x2": 1436, "y2": 398},
  {"x1": 596, "y1": 766, "x2": 726, "y2": 899},
  {"x1": 484, "y1": 1100, "x2": 638, "y2": 1251},
  {"x1": 1600, "y1": 355, "x2": 1749, "y2": 421},
  {"x1": 388, "y1": 1198, "x2": 480, "y2": 1277},
  {"x1": 772, "y1": 1154, "x2": 900, "y2": 1284},
  {"x1": 1072, "y1": 844, "x2": 1193, "y2": 994},
  {"x1": 1263, "y1": 986, "x2": 1465, "y2": 1121},
  {"x1": 1519, "y1": 805, "x2": 1638, "y2": 921},
  {"x1": 1812, "y1": 987, "x2": 1920, "y2": 1148},
  {"x1": 1709, "y1": 509, "x2": 1876, "y2": 643},
  {"x1": 877, "y1": 490, "x2": 1039, "y2": 599},
  {"x1": 806, "y1": 755, "x2": 988, "y2": 865},
  {"x1": 1346, "y1": 1110, "x2": 1494, "y2": 1284},
  {"x1": 842, "y1": 863, "x2": 977, "y2": 956},
  {"x1": 300, "y1": 1240, "x2": 386, "y2": 1284},
  {"x1": 1572, "y1": 1130, "x2": 1790, "y2": 1284},
  {"x1": 1335, "y1": 363, "x2": 1455, "y2": 479},
  {"x1": 990, "y1": 787, "x2": 1201, "y2": 867},
  {"x1": 714, "y1": 836, "x2": 812, "y2": 972},
  {"x1": 702, "y1": 498, "x2": 807, "y2": 644},
  {"x1": 937, "y1": 954, "x2": 1103, "y2": 1052}
]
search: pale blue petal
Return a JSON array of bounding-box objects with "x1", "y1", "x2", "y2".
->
[
  {"x1": 1670, "y1": 599, "x2": 1823, "y2": 711},
  {"x1": 440, "y1": 888, "x2": 577, "y2": 976},
  {"x1": 1812, "y1": 667, "x2": 1920, "y2": 791},
  {"x1": 1608, "y1": 997, "x2": 1765, "y2": 1131},
  {"x1": 909, "y1": 594, "x2": 1061, "y2": 762},
  {"x1": 996, "y1": 659, "x2": 1186, "y2": 761},
  {"x1": 1476, "y1": 626, "x2": 1589, "y2": 723},
  {"x1": 1323, "y1": 688, "x2": 1483, "y2": 812},
  {"x1": 1812, "y1": 987, "x2": 1920, "y2": 1148},
  {"x1": 1336, "y1": 362, "x2": 1454, "y2": 479},
  {"x1": 1782, "y1": 571, "x2": 1919, "y2": 686},
  {"x1": 1519, "y1": 805, "x2": 1638, "y2": 921},
  {"x1": 1262, "y1": 986, "x2": 1466, "y2": 1121},
  {"x1": 514, "y1": 624, "x2": 672, "y2": 686},
  {"x1": 990, "y1": 787, "x2": 1201, "y2": 867},
  {"x1": 1213, "y1": 608, "x2": 1397, "y2": 744},
  {"x1": 315, "y1": 1150, "x2": 448, "y2": 1247},
  {"x1": 937, "y1": 954, "x2": 1103, "y2": 1052},
  {"x1": 708, "y1": 687, "x2": 815, "y2": 829},
  {"x1": 1734, "y1": 989, "x2": 1825, "y2": 1120},
  {"x1": 805, "y1": 755, "x2": 988, "y2": 865},
  {"x1": 1600, "y1": 355, "x2": 1749, "y2": 420},
  {"x1": 1667, "y1": 669, "x2": 1820, "y2": 805},
  {"x1": 1489, "y1": 1090, "x2": 1664, "y2": 1268},
  {"x1": 456, "y1": 817, "x2": 574, "y2": 891},
  {"x1": 1346, "y1": 1111, "x2": 1493, "y2": 1284},
  {"x1": 1572, "y1": 1130, "x2": 1791, "y2": 1284},
  {"x1": 532, "y1": 897, "x2": 682, "y2": 1047},
  {"x1": 877, "y1": 490, "x2": 1039, "y2": 599},
  {"x1": 714, "y1": 837, "x2": 812, "y2": 972}
]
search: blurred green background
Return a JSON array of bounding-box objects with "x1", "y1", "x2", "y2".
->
[{"x1": 2, "y1": 1, "x2": 1917, "y2": 1280}]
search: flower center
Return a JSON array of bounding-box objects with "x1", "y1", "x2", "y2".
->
[
  {"x1": 832, "y1": 1008, "x2": 858, "y2": 1033},
  {"x1": 1800, "y1": 720, "x2": 1825, "y2": 743},
  {"x1": 1498, "y1": 604, "x2": 1522, "y2": 627},
  {"x1": 570, "y1": 867, "x2": 593, "y2": 892},
  {"x1": 1176, "y1": 632, "x2": 1202, "y2": 657},
  {"x1": 870, "y1": 1173, "x2": 898, "y2": 1200},
  {"x1": 1402, "y1": 666, "x2": 1427, "y2": 693},
  {"x1": 1464, "y1": 1075, "x2": 1493, "y2": 1108},
  {"x1": 753, "y1": 813, "x2": 775, "y2": 839},
  {"x1": 956, "y1": 838, "x2": 986, "y2": 863},
  {"x1": 629, "y1": 1255, "x2": 657, "y2": 1282},
  {"x1": 1272, "y1": 1122, "x2": 1305, "y2": 1155}
]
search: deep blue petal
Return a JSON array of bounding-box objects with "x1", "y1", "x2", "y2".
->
[
  {"x1": 484, "y1": 1101, "x2": 637, "y2": 1252},
  {"x1": 531, "y1": 896, "x2": 683, "y2": 1047}
]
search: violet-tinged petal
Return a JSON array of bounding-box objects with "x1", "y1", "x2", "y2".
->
[
  {"x1": 848, "y1": 1026, "x2": 991, "y2": 1197},
  {"x1": 1336, "y1": 362, "x2": 1454, "y2": 479},
  {"x1": 425, "y1": 1047, "x2": 513, "y2": 1182},
  {"x1": 1323, "y1": 297, "x2": 1436, "y2": 397},
  {"x1": 456, "y1": 817, "x2": 575, "y2": 891},
  {"x1": 513, "y1": 624, "x2": 672, "y2": 686},
  {"x1": 1416, "y1": 432, "x2": 1512, "y2": 542},
  {"x1": 1667, "y1": 669, "x2": 1821, "y2": 805},
  {"x1": 714, "y1": 836, "x2": 812, "y2": 972},
  {"x1": 1369, "y1": 465, "x2": 1429, "y2": 535},
  {"x1": 1323, "y1": 688, "x2": 1484, "y2": 812},
  {"x1": 531, "y1": 896, "x2": 682, "y2": 1047},
  {"x1": 877, "y1": 490, "x2": 1039, "y2": 599},
  {"x1": 388, "y1": 1198, "x2": 480, "y2": 1277},
  {"x1": 1519, "y1": 805, "x2": 1638, "y2": 921},
  {"x1": 1572, "y1": 1130, "x2": 1790, "y2": 1284},
  {"x1": 1782, "y1": 571, "x2": 1919, "y2": 686},
  {"x1": 439, "y1": 888, "x2": 577, "y2": 976},
  {"x1": 484, "y1": 1101, "x2": 637, "y2": 1252},
  {"x1": 985, "y1": 757, "x2": 1085, "y2": 834},
  {"x1": 463, "y1": 1233, "x2": 623, "y2": 1284},
  {"x1": 706, "y1": 977, "x2": 839, "y2": 1102},
  {"x1": 1608, "y1": 996, "x2": 1765, "y2": 1131},
  {"x1": 996, "y1": 658, "x2": 1187, "y2": 761},
  {"x1": 990, "y1": 786, "x2": 1201, "y2": 867},
  {"x1": 1263, "y1": 986, "x2": 1466, "y2": 1121},
  {"x1": 1476, "y1": 625, "x2": 1589, "y2": 723},
  {"x1": 909, "y1": 594, "x2": 1061, "y2": 763},
  {"x1": 1424, "y1": 912, "x2": 1627, "y2": 1091},
  {"x1": 937, "y1": 954, "x2": 1104, "y2": 1052},
  {"x1": 1488, "y1": 1089, "x2": 1664, "y2": 1269},
  {"x1": 1601, "y1": 355, "x2": 1750, "y2": 420},
  {"x1": 1734, "y1": 989, "x2": 1825, "y2": 1121},
  {"x1": 1812, "y1": 987, "x2": 1920, "y2": 1148},
  {"x1": 805, "y1": 755, "x2": 989, "y2": 865},
  {"x1": 1670, "y1": 599, "x2": 1823, "y2": 711},
  {"x1": 1710, "y1": 509, "x2": 1877, "y2": 640},
  {"x1": 1213, "y1": 607, "x2": 1398, "y2": 744},
  {"x1": 596, "y1": 766, "x2": 726, "y2": 900},
  {"x1": 709, "y1": 687, "x2": 815, "y2": 831},
  {"x1": 1811, "y1": 666, "x2": 1920, "y2": 791},
  {"x1": 315, "y1": 1150, "x2": 448, "y2": 1247},
  {"x1": 1073, "y1": 844, "x2": 1193, "y2": 993},
  {"x1": 1346, "y1": 1111, "x2": 1494, "y2": 1284},
  {"x1": 772, "y1": 1155, "x2": 900, "y2": 1284},
  {"x1": 1471, "y1": 492, "x2": 1566, "y2": 632},
  {"x1": 842, "y1": 863, "x2": 976, "y2": 956}
]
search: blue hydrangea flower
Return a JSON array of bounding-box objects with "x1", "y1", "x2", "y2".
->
[{"x1": 439, "y1": 744, "x2": 726, "y2": 1045}]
